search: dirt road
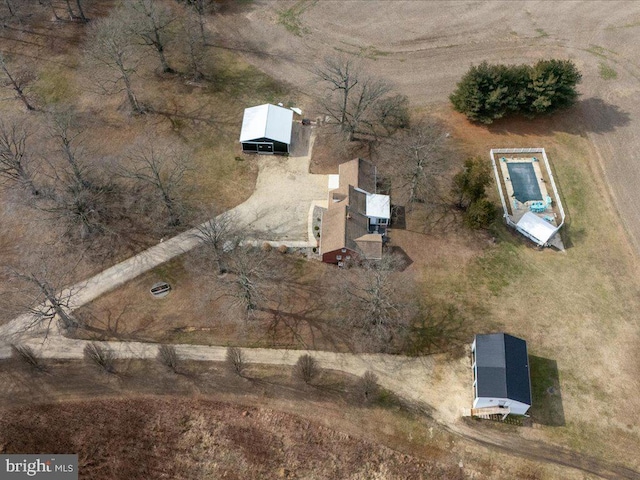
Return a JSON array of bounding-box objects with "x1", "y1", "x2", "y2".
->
[{"x1": 2, "y1": 333, "x2": 635, "y2": 479}]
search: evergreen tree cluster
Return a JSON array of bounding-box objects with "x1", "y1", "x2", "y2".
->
[{"x1": 450, "y1": 59, "x2": 582, "y2": 124}]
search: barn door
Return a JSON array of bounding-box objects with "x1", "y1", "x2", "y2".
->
[{"x1": 257, "y1": 143, "x2": 274, "y2": 154}]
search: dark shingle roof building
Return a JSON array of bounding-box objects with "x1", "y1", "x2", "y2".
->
[{"x1": 472, "y1": 333, "x2": 532, "y2": 415}]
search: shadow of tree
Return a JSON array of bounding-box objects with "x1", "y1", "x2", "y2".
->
[
  {"x1": 485, "y1": 97, "x2": 630, "y2": 136},
  {"x1": 404, "y1": 302, "x2": 472, "y2": 356},
  {"x1": 289, "y1": 122, "x2": 312, "y2": 157},
  {"x1": 528, "y1": 355, "x2": 565, "y2": 427},
  {"x1": 390, "y1": 205, "x2": 406, "y2": 229}
]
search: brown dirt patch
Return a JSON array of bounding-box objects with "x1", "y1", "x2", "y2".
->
[
  {"x1": 0, "y1": 397, "x2": 455, "y2": 480},
  {"x1": 0, "y1": 358, "x2": 588, "y2": 480}
]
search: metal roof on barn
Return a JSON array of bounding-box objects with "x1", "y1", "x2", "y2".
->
[
  {"x1": 239, "y1": 104, "x2": 293, "y2": 144},
  {"x1": 475, "y1": 333, "x2": 532, "y2": 406}
]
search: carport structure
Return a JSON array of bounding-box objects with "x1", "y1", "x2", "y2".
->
[{"x1": 240, "y1": 104, "x2": 293, "y2": 154}]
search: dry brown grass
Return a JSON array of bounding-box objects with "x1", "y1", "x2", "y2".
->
[
  {"x1": 73, "y1": 249, "x2": 348, "y2": 351},
  {"x1": 0, "y1": 0, "x2": 295, "y2": 325},
  {"x1": 0, "y1": 359, "x2": 585, "y2": 480},
  {"x1": 391, "y1": 108, "x2": 640, "y2": 469}
]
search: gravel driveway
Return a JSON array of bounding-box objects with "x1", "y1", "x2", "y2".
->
[{"x1": 230, "y1": 128, "x2": 329, "y2": 245}]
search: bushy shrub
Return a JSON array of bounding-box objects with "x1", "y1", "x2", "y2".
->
[
  {"x1": 451, "y1": 157, "x2": 496, "y2": 229},
  {"x1": 157, "y1": 344, "x2": 179, "y2": 373},
  {"x1": 84, "y1": 342, "x2": 115, "y2": 373},
  {"x1": 355, "y1": 371, "x2": 380, "y2": 404},
  {"x1": 225, "y1": 346, "x2": 247, "y2": 377},
  {"x1": 293, "y1": 354, "x2": 319, "y2": 384},
  {"x1": 11, "y1": 344, "x2": 46, "y2": 372}
]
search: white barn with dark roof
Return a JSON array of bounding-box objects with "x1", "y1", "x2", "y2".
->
[
  {"x1": 239, "y1": 104, "x2": 293, "y2": 154},
  {"x1": 471, "y1": 333, "x2": 532, "y2": 416}
]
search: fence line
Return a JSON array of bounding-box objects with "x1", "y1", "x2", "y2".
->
[{"x1": 489, "y1": 148, "x2": 566, "y2": 245}]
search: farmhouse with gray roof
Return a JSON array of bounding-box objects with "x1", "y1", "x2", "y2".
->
[{"x1": 471, "y1": 333, "x2": 532, "y2": 416}]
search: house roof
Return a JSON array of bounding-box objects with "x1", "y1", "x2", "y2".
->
[
  {"x1": 516, "y1": 212, "x2": 558, "y2": 245},
  {"x1": 354, "y1": 234, "x2": 383, "y2": 259},
  {"x1": 239, "y1": 104, "x2": 293, "y2": 144},
  {"x1": 336, "y1": 158, "x2": 376, "y2": 195},
  {"x1": 320, "y1": 204, "x2": 348, "y2": 255},
  {"x1": 366, "y1": 194, "x2": 390, "y2": 219},
  {"x1": 474, "y1": 333, "x2": 532, "y2": 406},
  {"x1": 321, "y1": 158, "x2": 385, "y2": 260}
]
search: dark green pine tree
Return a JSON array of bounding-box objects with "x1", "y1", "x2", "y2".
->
[
  {"x1": 526, "y1": 59, "x2": 582, "y2": 115},
  {"x1": 450, "y1": 62, "x2": 513, "y2": 124},
  {"x1": 450, "y1": 59, "x2": 581, "y2": 123}
]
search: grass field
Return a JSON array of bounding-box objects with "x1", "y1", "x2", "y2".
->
[
  {"x1": 3, "y1": 1, "x2": 640, "y2": 477},
  {"x1": 427, "y1": 111, "x2": 640, "y2": 467}
]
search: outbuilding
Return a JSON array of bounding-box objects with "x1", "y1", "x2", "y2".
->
[
  {"x1": 471, "y1": 333, "x2": 532, "y2": 416},
  {"x1": 239, "y1": 104, "x2": 293, "y2": 154}
]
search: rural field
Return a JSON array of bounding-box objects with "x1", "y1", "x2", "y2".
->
[{"x1": 1, "y1": 1, "x2": 640, "y2": 479}]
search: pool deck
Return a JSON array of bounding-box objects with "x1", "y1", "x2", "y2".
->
[
  {"x1": 491, "y1": 148, "x2": 565, "y2": 250},
  {"x1": 497, "y1": 156, "x2": 555, "y2": 225}
]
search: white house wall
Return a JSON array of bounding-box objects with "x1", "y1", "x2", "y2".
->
[{"x1": 473, "y1": 397, "x2": 530, "y2": 415}]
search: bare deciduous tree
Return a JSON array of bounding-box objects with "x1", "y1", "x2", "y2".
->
[
  {"x1": 0, "y1": 53, "x2": 35, "y2": 111},
  {"x1": 48, "y1": 109, "x2": 90, "y2": 189},
  {"x1": 341, "y1": 254, "x2": 410, "y2": 352},
  {"x1": 293, "y1": 353, "x2": 319, "y2": 384},
  {"x1": 226, "y1": 247, "x2": 272, "y2": 316},
  {"x1": 195, "y1": 212, "x2": 243, "y2": 275},
  {"x1": 125, "y1": 0, "x2": 175, "y2": 73},
  {"x1": 120, "y1": 141, "x2": 191, "y2": 227},
  {"x1": 157, "y1": 344, "x2": 179, "y2": 372},
  {"x1": 40, "y1": 181, "x2": 112, "y2": 240},
  {"x1": 389, "y1": 118, "x2": 449, "y2": 207},
  {"x1": 0, "y1": 119, "x2": 39, "y2": 195},
  {"x1": 315, "y1": 56, "x2": 407, "y2": 140},
  {"x1": 86, "y1": 13, "x2": 143, "y2": 113},
  {"x1": 6, "y1": 260, "x2": 82, "y2": 334},
  {"x1": 40, "y1": 109, "x2": 125, "y2": 242},
  {"x1": 184, "y1": 0, "x2": 217, "y2": 43},
  {"x1": 225, "y1": 346, "x2": 247, "y2": 376},
  {"x1": 182, "y1": 10, "x2": 207, "y2": 81}
]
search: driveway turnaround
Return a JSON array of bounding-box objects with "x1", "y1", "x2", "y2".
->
[{"x1": 0, "y1": 131, "x2": 327, "y2": 346}]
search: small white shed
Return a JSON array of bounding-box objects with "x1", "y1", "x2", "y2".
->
[{"x1": 471, "y1": 333, "x2": 532, "y2": 416}]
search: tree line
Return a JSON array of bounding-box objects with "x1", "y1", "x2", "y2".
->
[
  {"x1": 0, "y1": 0, "x2": 218, "y2": 115},
  {"x1": 450, "y1": 59, "x2": 582, "y2": 124}
]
